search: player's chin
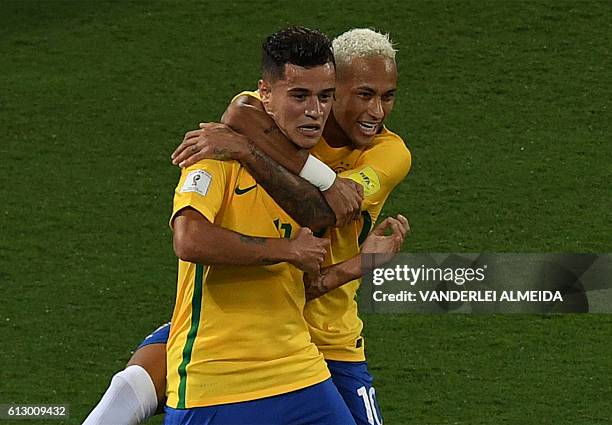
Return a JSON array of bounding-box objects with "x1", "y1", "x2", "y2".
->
[{"x1": 292, "y1": 133, "x2": 320, "y2": 149}]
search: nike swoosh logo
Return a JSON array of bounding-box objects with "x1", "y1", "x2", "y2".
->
[{"x1": 234, "y1": 184, "x2": 257, "y2": 195}]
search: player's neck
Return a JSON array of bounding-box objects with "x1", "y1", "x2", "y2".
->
[{"x1": 322, "y1": 113, "x2": 350, "y2": 148}]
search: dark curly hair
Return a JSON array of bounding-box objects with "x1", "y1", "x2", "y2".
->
[{"x1": 261, "y1": 26, "x2": 335, "y2": 81}]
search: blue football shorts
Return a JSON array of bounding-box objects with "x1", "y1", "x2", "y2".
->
[{"x1": 164, "y1": 378, "x2": 356, "y2": 425}]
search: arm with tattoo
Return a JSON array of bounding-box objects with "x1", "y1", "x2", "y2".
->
[
  {"x1": 222, "y1": 98, "x2": 337, "y2": 229},
  {"x1": 237, "y1": 139, "x2": 335, "y2": 231},
  {"x1": 175, "y1": 121, "x2": 336, "y2": 231},
  {"x1": 173, "y1": 208, "x2": 329, "y2": 274}
]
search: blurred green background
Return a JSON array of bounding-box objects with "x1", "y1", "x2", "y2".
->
[{"x1": 1, "y1": 1, "x2": 610, "y2": 424}]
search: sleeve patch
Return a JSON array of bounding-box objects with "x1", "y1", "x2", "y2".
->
[
  {"x1": 348, "y1": 166, "x2": 381, "y2": 197},
  {"x1": 181, "y1": 170, "x2": 212, "y2": 196}
]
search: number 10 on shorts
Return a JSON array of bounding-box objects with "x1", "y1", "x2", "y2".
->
[{"x1": 357, "y1": 386, "x2": 382, "y2": 425}]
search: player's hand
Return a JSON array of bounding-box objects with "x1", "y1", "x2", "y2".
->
[
  {"x1": 171, "y1": 123, "x2": 249, "y2": 167},
  {"x1": 322, "y1": 177, "x2": 364, "y2": 227},
  {"x1": 361, "y1": 214, "x2": 410, "y2": 267},
  {"x1": 287, "y1": 228, "x2": 330, "y2": 274}
]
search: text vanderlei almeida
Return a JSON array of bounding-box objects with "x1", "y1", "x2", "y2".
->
[{"x1": 370, "y1": 264, "x2": 563, "y2": 303}]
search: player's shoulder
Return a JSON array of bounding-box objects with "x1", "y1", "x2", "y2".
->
[
  {"x1": 372, "y1": 126, "x2": 406, "y2": 145},
  {"x1": 370, "y1": 127, "x2": 411, "y2": 158},
  {"x1": 363, "y1": 126, "x2": 412, "y2": 180}
]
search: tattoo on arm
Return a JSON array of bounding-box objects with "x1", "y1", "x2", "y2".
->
[
  {"x1": 239, "y1": 235, "x2": 267, "y2": 245},
  {"x1": 244, "y1": 142, "x2": 334, "y2": 229},
  {"x1": 239, "y1": 236, "x2": 277, "y2": 264}
]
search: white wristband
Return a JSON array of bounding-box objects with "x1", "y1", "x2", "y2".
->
[{"x1": 299, "y1": 154, "x2": 337, "y2": 191}]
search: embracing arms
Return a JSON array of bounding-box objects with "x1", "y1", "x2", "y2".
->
[
  {"x1": 303, "y1": 214, "x2": 410, "y2": 300},
  {"x1": 171, "y1": 95, "x2": 363, "y2": 230}
]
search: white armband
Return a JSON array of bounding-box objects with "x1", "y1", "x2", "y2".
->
[{"x1": 299, "y1": 154, "x2": 337, "y2": 191}]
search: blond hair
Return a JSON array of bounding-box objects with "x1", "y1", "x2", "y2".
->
[{"x1": 332, "y1": 28, "x2": 396, "y2": 66}]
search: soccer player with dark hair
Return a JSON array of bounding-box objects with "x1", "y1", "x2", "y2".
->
[
  {"x1": 81, "y1": 29, "x2": 410, "y2": 423},
  {"x1": 165, "y1": 25, "x2": 357, "y2": 425}
]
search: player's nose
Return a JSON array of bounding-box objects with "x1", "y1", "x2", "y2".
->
[
  {"x1": 367, "y1": 98, "x2": 384, "y2": 120},
  {"x1": 305, "y1": 97, "x2": 324, "y2": 119}
]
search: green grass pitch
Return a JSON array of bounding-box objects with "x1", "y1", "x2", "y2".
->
[{"x1": 1, "y1": 1, "x2": 610, "y2": 424}]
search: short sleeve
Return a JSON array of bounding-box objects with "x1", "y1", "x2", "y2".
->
[{"x1": 170, "y1": 160, "x2": 231, "y2": 227}]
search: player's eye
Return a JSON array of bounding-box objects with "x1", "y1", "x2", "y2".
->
[
  {"x1": 358, "y1": 91, "x2": 372, "y2": 99},
  {"x1": 319, "y1": 94, "x2": 332, "y2": 102},
  {"x1": 382, "y1": 93, "x2": 396, "y2": 102},
  {"x1": 292, "y1": 94, "x2": 307, "y2": 101}
]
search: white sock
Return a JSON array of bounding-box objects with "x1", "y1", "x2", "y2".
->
[{"x1": 82, "y1": 365, "x2": 158, "y2": 425}]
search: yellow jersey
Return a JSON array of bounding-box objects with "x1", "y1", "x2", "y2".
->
[
  {"x1": 166, "y1": 160, "x2": 329, "y2": 408},
  {"x1": 305, "y1": 128, "x2": 411, "y2": 361}
]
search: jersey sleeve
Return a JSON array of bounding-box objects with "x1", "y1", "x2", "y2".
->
[
  {"x1": 338, "y1": 130, "x2": 411, "y2": 224},
  {"x1": 170, "y1": 160, "x2": 230, "y2": 227}
]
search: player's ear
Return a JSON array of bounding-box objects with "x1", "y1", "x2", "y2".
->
[{"x1": 258, "y1": 79, "x2": 271, "y2": 103}]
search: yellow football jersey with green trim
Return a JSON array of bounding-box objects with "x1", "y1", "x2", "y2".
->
[
  {"x1": 305, "y1": 128, "x2": 412, "y2": 361},
  {"x1": 166, "y1": 159, "x2": 330, "y2": 409}
]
